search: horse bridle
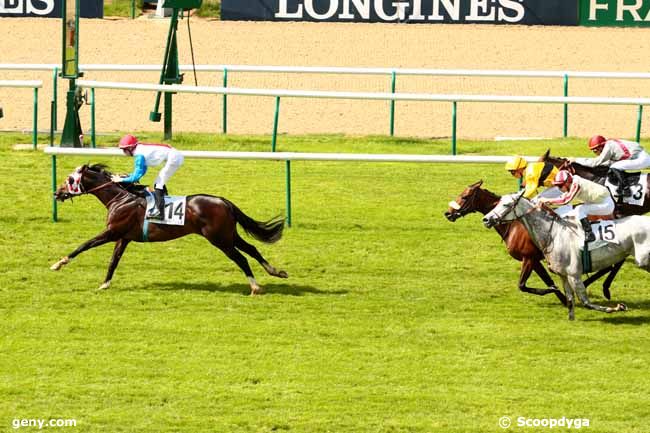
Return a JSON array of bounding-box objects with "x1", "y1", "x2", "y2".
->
[
  {"x1": 65, "y1": 168, "x2": 128, "y2": 207},
  {"x1": 449, "y1": 188, "x2": 481, "y2": 218}
]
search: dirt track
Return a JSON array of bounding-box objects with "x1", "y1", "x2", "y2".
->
[{"x1": 3, "y1": 17, "x2": 650, "y2": 139}]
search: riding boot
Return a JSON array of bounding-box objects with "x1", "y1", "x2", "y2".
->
[
  {"x1": 609, "y1": 168, "x2": 630, "y2": 202},
  {"x1": 147, "y1": 188, "x2": 165, "y2": 219},
  {"x1": 580, "y1": 217, "x2": 596, "y2": 242}
]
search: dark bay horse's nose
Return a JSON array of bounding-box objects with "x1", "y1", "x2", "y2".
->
[{"x1": 444, "y1": 211, "x2": 457, "y2": 221}]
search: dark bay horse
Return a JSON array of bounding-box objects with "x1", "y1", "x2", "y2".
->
[
  {"x1": 444, "y1": 180, "x2": 620, "y2": 304},
  {"x1": 51, "y1": 164, "x2": 288, "y2": 295},
  {"x1": 541, "y1": 149, "x2": 650, "y2": 216}
]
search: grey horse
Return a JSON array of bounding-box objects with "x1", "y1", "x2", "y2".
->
[{"x1": 482, "y1": 192, "x2": 650, "y2": 320}]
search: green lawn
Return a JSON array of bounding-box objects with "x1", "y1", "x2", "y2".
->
[{"x1": 2, "y1": 132, "x2": 649, "y2": 432}]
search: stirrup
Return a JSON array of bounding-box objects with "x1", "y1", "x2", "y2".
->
[{"x1": 147, "y1": 209, "x2": 163, "y2": 220}]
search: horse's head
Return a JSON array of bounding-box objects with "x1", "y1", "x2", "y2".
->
[
  {"x1": 445, "y1": 180, "x2": 494, "y2": 221},
  {"x1": 539, "y1": 148, "x2": 568, "y2": 169},
  {"x1": 482, "y1": 191, "x2": 528, "y2": 228},
  {"x1": 54, "y1": 164, "x2": 113, "y2": 202}
]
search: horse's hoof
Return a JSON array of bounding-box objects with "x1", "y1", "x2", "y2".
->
[
  {"x1": 50, "y1": 257, "x2": 69, "y2": 271},
  {"x1": 618, "y1": 303, "x2": 628, "y2": 312},
  {"x1": 97, "y1": 282, "x2": 111, "y2": 291},
  {"x1": 277, "y1": 270, "x2": 288, "y2": 278},
  {"x1": 250, "y1": 286, "x2": 265, "y2": 296}
]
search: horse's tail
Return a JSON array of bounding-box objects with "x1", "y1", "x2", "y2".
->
[{"x1": 223, "y1": 198, "x2": 285, "y2": 244}]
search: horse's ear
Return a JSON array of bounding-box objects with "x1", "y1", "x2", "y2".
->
[
  {"x1": 539, "y1": 149, "x2": 550, "y2": 161},
  {"x1": 469, "y1": 180, "x2": 483, "y2": 188}
]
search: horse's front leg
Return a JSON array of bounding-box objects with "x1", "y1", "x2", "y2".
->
[
  {"x1": 50, "y1": 229, "x2": 116, "y2": 271},
  {"x1": 560, "y1": 276, "x2": 575, "y2": 321},
  {"x1": 98, "y1": 238, "x2": 131, "y2": 290},
  {"x1": 572, "y1": 276, "x2": 627, "y2": 314}
]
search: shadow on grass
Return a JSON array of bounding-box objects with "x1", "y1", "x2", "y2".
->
[
  {"x1": 139, "y1": 281, "x2": 347, "y2": 297},
  {"x1": 584, "y1": 315, "x2": 650, "y2": 326}
]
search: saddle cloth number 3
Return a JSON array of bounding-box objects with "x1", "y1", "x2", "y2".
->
[{"x1": 592, "y1": 221, "x2": 617, "y2": 243}]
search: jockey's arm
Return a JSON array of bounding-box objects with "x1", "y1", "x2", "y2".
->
[
  {"x1": 522, "y1": 167, "x2": 541, "y2": 199},
  {"x1": 120, "y1": 154, "x2": 147, "y2": 183},
  {"x1": 522, "y1": 180, "x2": 539, "y2": 199},
  {"x1": 545, "y1": 183, "x2": 579, "y2": 206},
  {"x1": 575, "y1": 144, "x2": 614, "y2": 168}
]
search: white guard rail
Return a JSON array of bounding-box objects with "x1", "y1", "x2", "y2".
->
[
  {"x1": 0, "y1": 79, "x2": 43, "y2": 147},
  {"x1": 44, "y1": 146, "x2": 535, "y2": 226}
]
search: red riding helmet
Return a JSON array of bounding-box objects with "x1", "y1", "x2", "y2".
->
[
  {"x1": 118, "y1": 134, "x2": 138, "y2": 150},
  {"x1": 552, "y1": 170, "x2": 573, "y2": 186},
  {"x1": 588, "y1": 135, "x2": 607, "y2": 150}
]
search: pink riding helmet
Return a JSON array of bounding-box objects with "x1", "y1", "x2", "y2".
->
[
  {"x1": 118, "y1": 134, "x2": 138, "y2": 150},
  {"x1": 552, "y1": 170, "x2": 573, "y2": 186}
]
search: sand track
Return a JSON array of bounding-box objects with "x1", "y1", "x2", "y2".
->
[{"x1": 2, "y1": 17, "x2": 650, "y2": 139}]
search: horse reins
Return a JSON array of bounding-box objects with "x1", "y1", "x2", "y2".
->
[{"x1": 82, "y1": 179, "x2": 131, "y2": 208}]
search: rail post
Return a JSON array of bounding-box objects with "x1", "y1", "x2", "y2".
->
[
  {"x1": 50, "y1": 100, "x2": 55, "y2": 146},
  {"x1": 636, "y1": 105, "x2": 643, "y2": 143},
  {"x1": 52, "y1": 155, "x2": 58, "y2": 222},
  {"x1": 91, "y1": 87, "x2": 96, "y2": 148},
  {"x1": 451, "y1": 101, "x2": 457, "y2": 155},
  {"x1": 389, "y1": 70, "x2": 396, "y2": 136},
  {"x1": 563, "y1": 74, "x2": 569, "y2": 138},
  {"x1": 285, "y1": 160, "x2": 292, "y2": 227},
  {"x1": 271, "y1": 96, "x2": 280, "y2": 152},
  {"x1": 32, "y1": 87, "x2": 38, "y2": 150},
  {"x1": 52, "y1": 67, "x2": 59, "y2": 132},
  {"x1": 222, "y1": 68, "x2": 228, "y2": 134}
]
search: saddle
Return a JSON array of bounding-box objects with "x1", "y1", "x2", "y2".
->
[
  {"x1": 587, "y1": 214, "x2": 614, "y2": 222},
  {"x1": 123, "y1": 183, "x2": 169, "y2": 199},
  {"x1": 122, "y1": 183, "x2": 149, "y2": 198},
  {"x1": 606, "y1": 169, "x2": 640, "y2": 196}
]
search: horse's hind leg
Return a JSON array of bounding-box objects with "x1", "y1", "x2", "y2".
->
[
  {"x1": 234, "y1": 233, "x2": 288, "y2": 278},
  {"x1": 571, "y1": 276, "x2": 626, "y2": 315},
  {"x1": 210, "y1": 239, "x2": 263, "y2": 295},
  {"x1": 98, "y1": 239, "x2": 131, "y2": 291},
  {"x1": 583, "y1": 260, "x2": 623, "y2": 300}
]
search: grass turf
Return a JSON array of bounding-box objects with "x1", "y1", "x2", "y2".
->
[{"x1": 1, "y1": 132, "x2": 649, "y2": 432}]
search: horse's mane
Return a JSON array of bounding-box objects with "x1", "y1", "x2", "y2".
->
[
  {"x1": 479, "y1": 187, "x2": 501, "y2": 201},
  {"x1": 87, "y1": 163, "x2": 112, "y2": 176},
  {"x1": 572, "y1": 161, "x2": 610, "y2": 178},
  {"x1": 542, "y1": 151, "x2": 609, "y2": 178},
  {"x1": 86, "y1": 164, "x2": 148, "y2": 197}
]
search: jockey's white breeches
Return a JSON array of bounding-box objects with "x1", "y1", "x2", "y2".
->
[
  {"x1": 568, "y1": 196, "x2": 615, "y2": 220},
  {"x1": 611, "y1": 151, "x2": 650, "y2": 170},
  {"x1": 154, "y1": 153, "x2": 184, "y2": 189}
]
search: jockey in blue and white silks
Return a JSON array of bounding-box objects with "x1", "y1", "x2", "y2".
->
[
  {"x1": 111, "y1": 134, "x2": 184, "y2": 219},
  {"x1": 538, "y1": 170, "x2": 615, "y2": 242}
]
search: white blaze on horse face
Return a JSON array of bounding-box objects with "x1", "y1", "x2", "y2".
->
[
  {"x1": 67, "y1": 167, "x2": 84, "y2": 195},
  {"x1": 448, "y1": 200, "x2": 461, "y2": 210}
]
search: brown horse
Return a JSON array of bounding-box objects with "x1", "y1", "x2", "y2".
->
[
  {"x1": 444, "y1": 180, "x2": 622, "y2": 304},
  {"x1": 540, "y1": 149, "x2": 650, "y2": 216},
  {"x1": 51, "y1": 164, "x2": 288, "y2": 295}
]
